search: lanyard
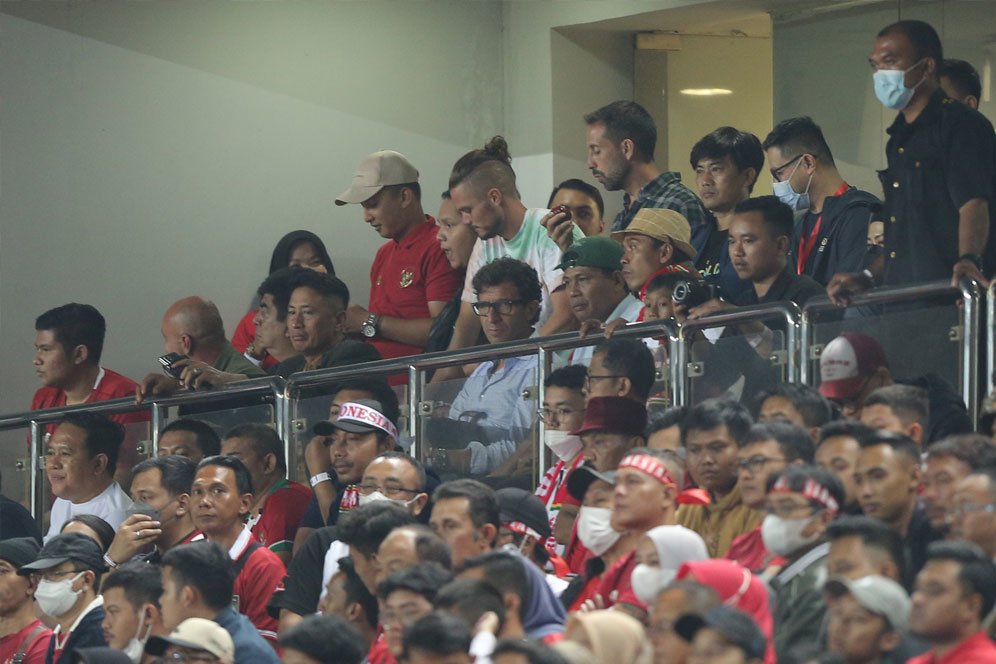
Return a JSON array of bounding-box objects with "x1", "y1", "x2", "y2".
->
[{"x1": 797, "y1": 182, "x2": 849, "y2": 274}]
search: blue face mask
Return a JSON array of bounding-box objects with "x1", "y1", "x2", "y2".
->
[
  {"x1": 772, "y1": 157, "x2": 812, "y2": 212},
  {"x1": 873, "y1": 59, "x2": 926, "y2": 110}
]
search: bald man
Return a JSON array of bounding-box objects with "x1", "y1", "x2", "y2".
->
[{"x1": 138, "y1": 296, "x2": 265, "y2": 401}]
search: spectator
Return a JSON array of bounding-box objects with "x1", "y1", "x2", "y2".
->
[
  {"x1": 377, "y1": 564, "x2": 454, "y2": 660},
  {"x1": 573, "y1": 396, "x2": 646, "y2": 472},
  {"x1": 818, "y1": 331, "x2": 971, "y2": 440},
  {"x1": 763, "y1": 465, "x2": 843, "y2": 660},
  {"x1": 564, "y1": 609, "x2": 653, "y2": 664},
  {"x1": 689, "y1": 126, "x2": 762, "y2": 301},
  {"x1": 631, "y1": 525, "x2": 708, "y2": 608},
  {"x1": 105, "y1": 455, "x2": 200, "y2": 567},
  {"x1": 753, "y1": 384, "x2": 834, "y2": 443},
  {"x1": 220, "y1": 423, "x2": 310, "y2": 564},
  {"x1": 586, "y1": 338, "x2": 656, "y2": 403},
  {"x1": 825, "y1": 516, "x2": 906, "y2": 585},
  {"x1": 938, "y1": 58, "x2": 982, "y2": 110},
  {"x1": 548, "y1": 178, "x2": 605, "y2": 239},
  {"x1": 337, "y1": 501, "x2": 417, "y2": 595},
  {"x1": 584, "y1": 100, "x2": 706, "y2": 235},
  {"x1": 429, "y1": 190, "x2": 479, "y2": 355},
  {"x1": 0, "y1": 538, "x2": 52, "y2": 664},
  {"x1": 726, "y1": 421, "x2": 814, "y2": 571},
  {"x1": 675, "y1": 606, "x2": 767, "y2": 664},
  {"x1": 829, "y1": 20, "x2": 994, "y2": 295},
  {"x1": 434, "y1": 578, "x2": 506, "y2": 655},
  {"x1": 145, "y1": 617, "x2": 235, "y2": 664},
  {"x1": 611, "y1": 208, "x2": 698, "y2": 301},
  {"x1": 159, "y1": 541, "x2": 279, "y2": 664},
  {"x1": 430, "y1": 479, "x2": 499, "y2": 567},
  {"x1": 374, "y1": 524, "x2": 452, "y2": 588},
  {"x1": 45, "y1": 412, "x2": 133, "y2": 540},
  {"x1": 0, "y1": 472, "x2": 43, "y2": 542},
  {"x1": 99, "y1": 562, "x2": 166, "y2": 661},
  {"x1": 824, "y1": 575, "x2": 912, "y2": 664},
  {"x1": 649, "y1": 581, "x2": 718, "y2": 664},
  {"x1": 401, "y1": 612, "x2": 472, "y2": 664},
  {"x1": 336, "y1": 150, "x2": 461, "y2": 362},
  {"x1": 495, "y1": 488, "x2": 568, "y2": 594},
  {"x1": 950, "y1": 467, "x2": 996, "y2": 557},
  {"x1": 230, "y1": 230, "x2": 335, "y2": 369},
  {"x1": 678, "y1": 400, "x2": 761, "y2": 557},
  {"x1": 189, "y1": 456, "x2": 284, "y2": 643},
  {"x1": 860, "y1": 385, "x2": 928, "y2": 448},
  {"x1": 762, "y1": 118, "x2": 880, "y2": 287},
  {"x1": 444, "y1": 136, "x2": 581, "y2": 362},
  {"x1": 278, "y1": 614, "x2": 365, "y2": 664},
  {"x1": 19, "y1": 533, "x2": 108, "y2": 662},
  {"x1": 156, "y1": 419, "x2": 220, "y2": 462},
  {"x1": 61, "y1": 515, "x2": 115, "y2": 553},
  {"x1": 855, "y1": 431, "x2": 941, "y2": 586},
  {"x1": 316, "y1": 557, "x2": 378, "y2": 655},
  {"x1": 815, "y1": 421, "x2": 874, "y2": 515},
  {"x1": 241, "y1": 267, "x2": 309, "y2": 368},
  {"x1": 923, "y1": 434, "x2": 996, "y2": 535},
  {"x1": 646, "y1": 406, "x2": 687, "y2": 453},
  {"x1": 907, "y1": 542, "x2": 996, "y2": 663}
]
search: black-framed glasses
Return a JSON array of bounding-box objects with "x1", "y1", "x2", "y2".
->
[
  {"x1": 473, "y1": 299, "x2": 526, "y2": 316},
  {"x1": 584, "y1": 374, "x2": 624, "y2": 389},
  {"x1": 354, "y1": 483, "x2": 420, "y2": 499},
  {"x1": 736, "y1": 455, "x2": 786, "y2": 474},
  {"x1": 771, "y1": 153, "x2": 804, "y2": 182}
]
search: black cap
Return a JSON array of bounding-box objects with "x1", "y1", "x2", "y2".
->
[
  {"x1": 0, "y1": 538, "x2": 41, "y2": 569},
  {"x1": 496, "y1": 488, "x2": 551, "y2": 541},
  {"x1": 565, "y1": 463, "x2": 617, "y2": 503},
  {"x1": 674, "y1": 606, "x2": 766, "y2": 660},
  {"x1": 18, "y1": 532, "x2": 105, "y2": 576},
  {"x1": 312, "y1": 399, "x2": 398, "y2": 440}
]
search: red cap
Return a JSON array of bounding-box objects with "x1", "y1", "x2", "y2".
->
[{"x1": 818, "y1": 332, "x2": 888, "y2": 400}]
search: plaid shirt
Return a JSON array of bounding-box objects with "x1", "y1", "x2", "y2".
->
[{"x1": 611, "y1": 171, "x2": 708, "y2": 233}]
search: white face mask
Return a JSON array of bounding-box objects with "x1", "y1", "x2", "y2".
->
[
  {"x1": 357, "y1": 490, "x2": 420, "y2": 509},
  {"x1": 772, "y1": 157, "x2": 812, "y2": 212},
  {"x1": 35, "y1": 572, "x2": 84, "y2": 617},
  {"x1": 544, "y1": 430, "x2": 583, "y2": 462},
  {"x1": 631, "y1": 564, "x2": 678, "y2": 606},
  {"x1": 760, "y1": 513, "x2": 821, "y2": 557},
  {"x1": 576, "y1": 506, "x2": 622, "y2": 556},
  {"x1": 873, "y1": 59, "x2": 927, "y2": 110},
  {"x1": 122, "y1": 611, "x2": 154, "y2": 663}
]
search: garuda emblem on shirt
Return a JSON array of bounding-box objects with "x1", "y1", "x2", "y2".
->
[{"x1": 400, "y1": 269, "x2": 414, "y2": 288}]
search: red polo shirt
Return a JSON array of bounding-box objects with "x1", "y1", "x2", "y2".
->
[{"x1": 906, "y1": 631, "x2": 996, "y2": 664}]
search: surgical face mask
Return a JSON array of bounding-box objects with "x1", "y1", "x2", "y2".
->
[
  {"x1": 122, "y1": 611, "x2": 154, "y2": 663},
  {"x1": 772, "y1": 157, "x2": 812, "y2": 212},
  {"x1": 631, "y1": 564, "x2": 678, "y2": 606},
  {"x1": 35, "y1": 572, "x2": 84, "y2": 617},
  {"x1": 357, "y1": 490, "x2": 420, "y2": 509},
  {"x1": 873, "y1": 59, "x2": 926, "y2": 110},
  {"x1": 760, "y1": 513, "x2": 821, "y2": 557},
  {"x1": 576, "y1": 506, "x2": 621, "y2": 556},
  {"x1": 544, "y1": 430, "x2": 583, "y2": 462}
]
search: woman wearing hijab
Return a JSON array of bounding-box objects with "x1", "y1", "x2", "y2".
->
[
  {"x1": 564, "y1": 610, "x2": 653, "y2": 664},
  {"x1": 631, "y1": 525, "x2": 709, "y2": 607},
  {"x1": 231, "y1": 231, "x2": 335, "y2": 368}
]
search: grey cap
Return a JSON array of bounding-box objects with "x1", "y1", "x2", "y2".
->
[{"x1": 824, "y1": 574, "x2": 911, "y2": 631}]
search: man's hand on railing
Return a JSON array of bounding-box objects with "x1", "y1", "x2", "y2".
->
[
  {"x1": 826, "y1": 271, "x2": 874, "y2": 307},
  {"x1": 106, "y1": 513, "x2": 161, "y2": 565},
  {"x1": 577, "y1": 318, "x2": 628, "y2": 339},
  {"x1": 540, "y1": 208, "x2": 575, "y2": 253},
  {"x1": 952, "y1": 258, "x2": 991, "y2": 289},
  {"x1": 135, "y1": 374, "x2": 181, "y2": 404}
]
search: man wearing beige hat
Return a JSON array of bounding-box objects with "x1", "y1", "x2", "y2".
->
[
  {"x1": 335, "y1": 150, "x2": 461, "y2": 362},
  {"x1": 610, "y1": 207, "x2": 698, "y2": 301},
  {"x1": 145, "y1": 618, "x2": 235, "y2": 664}
]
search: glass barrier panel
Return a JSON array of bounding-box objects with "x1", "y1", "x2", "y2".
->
[
  {"x1": 687, "y1": 322, "x2": 789, "y2": 407},
  {"x1": 807, "y1": 295, "x2": 962, "y2": 400},
  {"x1": 0, "y1": 426, "x2": 40, "y2": 535},
  {"x1": 551, "y1": 334, "x2": 673, "y2": 408}
]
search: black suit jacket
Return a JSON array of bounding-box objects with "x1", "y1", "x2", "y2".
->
[{"x1": 46, "y1": 605, "x2": 107, "y2": 664}]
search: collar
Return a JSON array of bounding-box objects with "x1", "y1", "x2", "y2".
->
[
  {"x1": 227, "y1": 525, "x2": 253, "y2": 560},
  {"x1": 887, "y1": 88, "x2": 947, "y2": 134},
  {"x1": 92, "y1": 367, "x2": 106, "y2": 392},
  {"x1": 707, "y1": 483, "x2": 746, "y2": 512},
  {"x1": 624, "y1": 171, "x2": 680, "y2": 206},
  {"x1": 54, "y1": 595, "x2": 104, "y2": 637}
]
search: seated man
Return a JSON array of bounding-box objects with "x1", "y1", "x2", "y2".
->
[
  {"x1": 611, "y1": 208, "x2": 698, "y2": 306},
  {"x1": 860, "y1": 384, "x2": 928, "y2": 448},
  {"x1": 159, "y1": 542, "x2": 279, "y2": 663},
  {"x1": 815, "y1": 421, "x2": 875, "y2": 515},
  {"x1": 99, "y1": 562, "x2": 167, "y2": 660},
  {"x1": 316, "y1": 558, "x2": 378, "y2": 654},
  {"x1": 824, "y1": 575, "x2": 913, "y2": 664},
  {"x1": 574, "y1": 396, "x2": 647, "y2": 472},
  {"x1": 277, "y1": 615, "x2": 365, "y2": 664},
  {"x1": 401, "y1": 612, "x2": 472, "y2": 664},
  {"x1": 0, "y1": 538, "x2": 52, "y2": 664},
  {"x1": 19, "y1": 533, "x2": 108, "y2": 662},
  {"x1": 241, "y1": 267, "x2": 302, "y2": 368},
  {"x1": 430, "y1": 479, "x2": 500, "y2": 568},
  {"x1": 585, "y1": 338, "x2": 657, "y2": 403},
  {"x1": 220, "y1": 424, "x2": 310, "y2": 565},
  {"x1": 444, "y1": 258, "x2": 543, "y2": 475},
  {"x1": 377, "y1": 564, "x2": 454, "y2": 660},
  {"x1": 826, "y1": 515, "x2": 906, "y2": 585},
  {"x1": 753, "y1": 384, "x2": 833, "y2": 443},
  {"x1": 45, "y1": 412, "x2": 133, "y2": 540},
  {"x1": 156, "y1": 419, "x2": 220, "y2": 462},
  {"x1": 146, "y1": 618, "x2": 235, "y2": 664}
]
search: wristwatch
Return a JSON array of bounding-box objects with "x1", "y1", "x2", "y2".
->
[{"x1": 361, "y1": 312, "x2": 380, "y2": 338}]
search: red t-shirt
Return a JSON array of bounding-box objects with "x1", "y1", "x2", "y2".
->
[
  {"x1": 233, "y1": 535, "x2": 286, "y2": 643},
  {"x1": 367, "y1": 218, "x2": 461, "y2": 361},
  {"x1": 231, "y1": 311, "x2": 279, "y2": 371},
  {"x1": 535, "y1": 455, "x2": 583, "y2": 553},
  {"x1": 725, "y1": 526, "x2": 784, "y2": 573},
  {"x1": 368, "y1": 632, "x2": 396, "y2": 664},
  {"x1": 907, "y1": 631, "x2": 996, "y2": 664},
  {"x1": 250, "y1": 480, "x2": 312, "y2": 554},
  {"x1": 0, "y1": 620, "x2": 52, "y2": 664},
  {"x1": 597, "y1": 550, "x2": 645, "y2": 612}
]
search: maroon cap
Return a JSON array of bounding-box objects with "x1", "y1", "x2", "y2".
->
[
  {"x1": 570, "y1": 396, "x2": 647, "y2": 437},
  {"x1": 818, "y1": 332, "x2": 889, "y2": 400}
]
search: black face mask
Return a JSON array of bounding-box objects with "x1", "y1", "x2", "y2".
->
[{"x1": 867, "y1": 244, "x2": 884, "y2": 258}]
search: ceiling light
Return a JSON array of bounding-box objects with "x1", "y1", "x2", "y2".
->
[{"x1": 680, "y1": 88, "x2": 733, "y2": 96}]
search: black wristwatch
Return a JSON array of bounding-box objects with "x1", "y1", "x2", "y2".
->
[{"x1": 958, "y1": 254, "x2": 984, "y2": 271}]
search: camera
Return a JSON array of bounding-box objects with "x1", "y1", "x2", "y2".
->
[{"x1": 671, "y1": 279, "x2": 718, "y2": 307}]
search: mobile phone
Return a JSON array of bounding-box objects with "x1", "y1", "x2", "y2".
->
[
  {"x1": 550, "y1": 204, "x2": 573, "y2": 220},
  {"x1": 127, "y1": 502, "x2": 160, "y2": 521},
  {"x1": 158, "y1": 352, "x2": 188, "y2": 379}
]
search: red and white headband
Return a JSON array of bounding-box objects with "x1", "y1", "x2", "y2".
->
[{"x1": 619, "y1": 454, "x2": 676, "y2": 487}]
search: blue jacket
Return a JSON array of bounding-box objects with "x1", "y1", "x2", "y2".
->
[
  {"x1": 46, "y1": 606, "x2": 106, "y2": 664},
  {"x1": 215, "y1": 607, "x2": 281, "y2": 664}
]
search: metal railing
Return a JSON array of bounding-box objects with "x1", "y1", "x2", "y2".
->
[{"x1": 988, "y1": 280, "x2": 996, "y2": 397}]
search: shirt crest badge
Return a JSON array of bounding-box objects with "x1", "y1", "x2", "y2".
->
[{"x1": 400, "y1": 269, "x2": 414, "y2": 288}]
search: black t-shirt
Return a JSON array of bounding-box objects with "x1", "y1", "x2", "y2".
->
[
  {"x1": 0, "y1": 495, "x2": 42, "y2": 542},
  {"x1": 267, "y1": 525, "x2": 339, "y2": 618}
]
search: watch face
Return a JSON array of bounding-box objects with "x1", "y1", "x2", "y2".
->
[{"x1": 362, "y1": 324, "x2": 376, "y2": 338}]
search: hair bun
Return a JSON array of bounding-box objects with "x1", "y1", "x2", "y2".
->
[{"x1": 483, "y1": 136, "x2": 511, "y2": 163}]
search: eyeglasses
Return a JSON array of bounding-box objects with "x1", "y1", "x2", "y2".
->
[
  {"x1": 954, "y1": 501, "x2": 996, "y2": 516},
  {"x1": 354, "y1": 483, "x2": 420, "y2": 499},
  {"x1": 30, "y1": 568, "x2": 81, "y2": 583},
  {"x1": 473, "y1": 299, "x2": 526, "y2": 316},
  {"x1": 584, "y1": 374, "x2": 624, "y2": 389},
  {"x1": 737, "y1": 455, "x2": 786, "y2": 474},
  {"x1": 538, "y1": 407, "x2": 582, "y2": 422},
  {"x1": 771, "y1": 153, "x2": 804, "y2": 182}
]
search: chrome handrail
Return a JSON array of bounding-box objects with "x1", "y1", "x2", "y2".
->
[{"x1": 989, "y1": 281, "x2": 996, "y2": 398}]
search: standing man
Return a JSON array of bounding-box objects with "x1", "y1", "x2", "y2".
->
[
  {"x1": 583, "y1": 100, "x2": 707, "y2": 234},
  {"x1": 939, "y1": 59, "x2": 982, "y2": 110},
  {"x1": 336, "y1": 150, "x2": 461, "y2": 361},
  {"x1": 829, "y1": 20, "x2": 995, "y2": 301},
  {"x1": 763, "y1": 117, "x2": 880, "y2": 287}
]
